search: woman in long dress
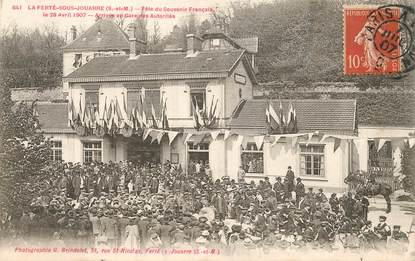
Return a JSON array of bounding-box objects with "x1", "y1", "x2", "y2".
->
[{"x1": 123, "y1": 218, "x2": 139, "y2": 248}]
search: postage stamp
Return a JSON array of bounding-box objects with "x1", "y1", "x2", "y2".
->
[{"x1": 344, "y1": 5, "x2": 415, "y2": 76}]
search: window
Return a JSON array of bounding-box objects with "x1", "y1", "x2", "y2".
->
[
  {"x1": 50, "y1": 141, "x2": 62, "y2": 161},
  {"x1": 85, "y1": 92, "x2": 99, "y2": 111},
  {"x1": 300, "y1": 145, "x2": 325, "y2": 177},
  {"x1": 212, "y1": 39, "x2": 220, "y2": 48},
  {"x1": 126, "y1": 89, "x2": 142, "y2": 115},
  {"x1": 73, "y1": 53, "x2": 82, "y2": 68},
  {"x1": 83, "y1": 141, "x2": 102, "y2": 162},
  {"x1": 144, "y1": 88, "x2": 161, "y2": 118},
  {"x1": 241, "y1": 142, "x2": 264, "y2": 173},
  {"x1": 190, "y1": 91, "x2": 206, "y2": 116},
  {"x1": 368, "y1": 140, "x2": 392, "y2": 160},
  {"x1": 188, "y1": 142, "x2": 209, "y2": 151}
]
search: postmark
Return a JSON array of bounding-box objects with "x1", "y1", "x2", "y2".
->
[{"x1": 344, "y1": 4, "x2": 415, "y2": 77}]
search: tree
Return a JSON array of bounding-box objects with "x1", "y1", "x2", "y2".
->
[
  {"x1": 0, "y1": 75, "x2": 53, "y2": 215},
  {"x1": 401, "y1": 141, "x2": 415, "y2": 194},
  {"x1": 0, "y1": 25, "x2": 65, "y2": 89}
]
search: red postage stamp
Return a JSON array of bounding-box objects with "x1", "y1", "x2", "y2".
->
[{"x1": 344, "y1": 5, "x2": 412, "y2": 75}]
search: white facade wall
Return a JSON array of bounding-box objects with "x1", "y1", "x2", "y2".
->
[
  {"x1": 224, "y1": 61, "x2": 253, "y2": 119},
  {"x1": 46, "y1": 133, "x2": 127, "y2": 163},
  {"x1": 159, "y1": 133, "x2": 350, "y2": 192}
]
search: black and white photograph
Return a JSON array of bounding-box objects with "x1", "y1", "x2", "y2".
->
[{"x1": 0, "y1": 0, "x2": 414, "y2": 260}]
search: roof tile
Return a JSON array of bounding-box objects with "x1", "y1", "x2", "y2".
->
[
  {"x1": 229, "y1": 99, "x2": 356, "y2": 135},
  {"x1": 63, "y1": 19, "x2": 129, "y2": 51},
  {"x1": 65, "y1": 50, "x2": 245, "y2": 79}
]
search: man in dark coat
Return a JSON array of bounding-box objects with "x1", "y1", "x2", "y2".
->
[
  {"x1": 273, "y1": 177, "x2": 284, "y2": 202},
  {"x1": 295, "y1": 177, "x2": 305, "y2": 207},
  {"x1": 150, "y1": 175, "x2": 159, "y2": 194},
  {"x1": 72, "y1": 171, "x2": 82, "y2": 200},
  {"x1": 212, "y1": 191, "x2": 227, "y2": 221},
  {"x1": 285, "y1": 166, "x2": 295, "y2": 192}
]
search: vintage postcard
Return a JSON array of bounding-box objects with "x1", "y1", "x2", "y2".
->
[{"x1": 0, "y1": 0, "x2": 414, "y2": 260}]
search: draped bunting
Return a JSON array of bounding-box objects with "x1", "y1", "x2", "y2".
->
[
  {"x1": 210, "y1": 130, "x2": 220, "y2": 141},
  {"x1": 235, "y1": 135, "x2": 244, "y2": 147},
  {"x1": 224, "y1": 130, "x2": 231, "y2": 140},
  {"x1": 254, "y1": 135, "x2": 265, "y2": 149},
  {"x1": 333, "y1": 138, "x2": 341, "y2": 152},
  {"x1": 241, "y1": 136, "x2": 249, "y2": 150},
  {"x1": 291, "y1": 136, "x2": 298, "y2": 148},
  {"x1": 156, "y1": 131, "x2": 164, "y2": 144},
  {"x1": 183, "y1": 133, "x2": 193, "y2": 144},
  {"x1": 167, "y1": 131, "x2": 179, "y2": 145},
  {"x1": 377, "y1": 139, "x2": 387, "y2": 152},
  {"x1": 149, "y1": 130, "x2": 158, "y2": 144},
  {"x1": 271, "y1": 135, "x2": 281, "y2": 147},
  {"x1": 143, "y1": 128, "x2": 151, "y2": 141}
]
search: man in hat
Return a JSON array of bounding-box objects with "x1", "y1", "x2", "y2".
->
[
  {"x1": 264, "y1": 177, "x2": 272, "y2": 190},
  {"x1": 72, "y1": 170, "x2": 82, "y2": 201},
  {"x1": 315, "y1": 188, "x2": 328, "y2": 203},
  {"x1": 273, "y1": 177, "x2": 284, "y2": 203},
  {"x1": 285, "y1": 166, "x2": 295, "y2": 192},
  {"x1": 212, "y1": 191, "x2": 227, "y2": 221},
  {"x1": 295, "y1": 177, "x2": 305, "y2": 207},
  {"x1": 150, "y1": 175, "x2": 159, "y2": 194},
  {"x1": 389, "y1": 225, "x2": 409, "y2": 252},
  {"x1": 374, "y1": 215, "x2": 391, "y2": 249}
]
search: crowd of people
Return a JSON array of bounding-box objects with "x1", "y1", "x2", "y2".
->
[{"x1": 0, "y1": 160, "x2": 411, "y2": 254}]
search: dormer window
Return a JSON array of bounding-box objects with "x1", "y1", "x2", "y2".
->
[
  {"x1": 73, "y1": 53, "x2": 82, "y2": 68},
  {"x1": 212, "y1": 39, "x2": 220, "y2": 48}
]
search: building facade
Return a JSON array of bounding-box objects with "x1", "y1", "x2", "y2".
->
[{"x1": 36, "y1": 19, "x2": 359, "y2": 192}]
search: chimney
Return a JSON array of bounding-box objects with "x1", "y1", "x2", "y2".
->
[
  {"x1": 186, "y1": 34, "x2": 202, "y2": 56},
  {"x1": 128, "y1": 23, "x2": 146, "y2": 59},
  {"x1": 70, "y1": 26, "x2": 77, "y2": 41}
]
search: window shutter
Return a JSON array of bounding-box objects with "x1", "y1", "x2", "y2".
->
[
  {"x1": 127, "y1": 90, "x2": 141, "y2": 115},
  {"x1": 85, "y1": 92, "x2": 99, "y2": 108},
  {"x1": 145, "y1": 89, "x2": 161, "y2": 117}
]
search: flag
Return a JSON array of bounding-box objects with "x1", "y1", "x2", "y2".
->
[
  {"x1": 122, "y1": 93, "x2": 132, "y2": 128},
  {"x1": 207, "y1": 98, "x2": 219, "y2": 128},
  {"x1": 67, "y1": 98, "x2": 73, "y2": 127},
  {"x1": 292, "y1": 108, "x2": 298, "y2": 133},
  {"x1": 84, "y1": 104, "x2": 91, "y2": 129},
  {"x1": 107, "y1": 100, "x2": 114, "y2": 131},
  {"x1": 192, "y1": 97, "x2": 201, "y2": 130},
  {"x1": 115, "y1": 98, "x2": 124, "y2": 129},
  {"x1": 94, "y1": 106, "x2": 100, "y2": 129},
  {"x1": 151, "y1": 103, "x2": 158, "y2": 128},
  {"x1": 161, "y1": 99, "x2": 169, "y2": 129},
  {"x1": 140, "y1": 94, "x2": 147, "y2": 127},
  {"x1": 287, "y1": 102, "x2": 294, "y2": 132},
  {"x1": 268, "y1": 101, "x2": 281, "y2": 132},
  {"x1": 101, "y1": 97, "x2": 108, "y2": 128}
]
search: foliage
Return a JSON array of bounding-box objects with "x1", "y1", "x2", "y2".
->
[
  {"x1": 400, "y1": 141, "x2": 415, "y2": 194},
  {"x1": 0, "y1": 76, "x2": 53, "y2": 214},
  {"x1": 226, "y1": 0, "x2": 414, "y2": 88},
  {"x1": 0, "y1": 25, "x2": 65, "y2": 89}
]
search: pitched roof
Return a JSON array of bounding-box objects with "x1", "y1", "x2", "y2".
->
[
  {"x1": 36, "y1": 102, "x2": 74, "y2": 133},
  {"x1": 232, "y1": 37, "x2": 259, "y2": 53},
  {"x1": 64, "y1": 49, "x2": 257, "y2": 84},
  {"x1": 11, "y1": 87, "x2": 64, "y2": 102},
  {"x1": 229, "y1": 99, "x2": 357, "y2": 135},
  {"x1": 63, "y1": 19, "x2": 129, "y2": 52}
]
